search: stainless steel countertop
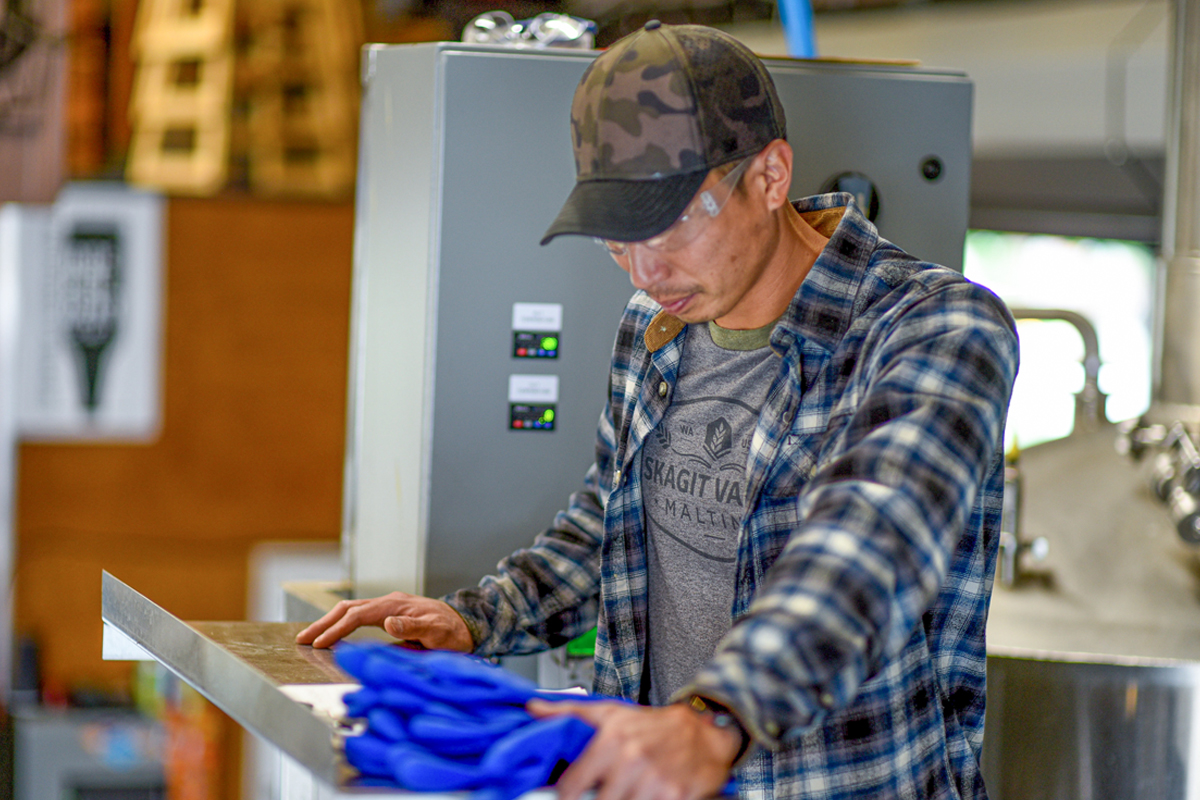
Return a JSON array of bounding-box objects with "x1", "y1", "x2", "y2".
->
[
  {"x1": 102, "y1": 572, "x2": 562, "y2": 798},
  {"x1": 101, "y1": 572, "x2": 360, "y2": 788},
  {"x1": 187, "y1": 621, "x2": 352, "y2": 685}
]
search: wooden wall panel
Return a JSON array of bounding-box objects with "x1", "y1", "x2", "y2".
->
[{"x1": 14, "y1": 196, "x2": 355, "y2": 799}]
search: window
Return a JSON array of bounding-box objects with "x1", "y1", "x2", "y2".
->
[{"x1": 963, "y1": 231, "x2": 1155, "y2": 449}]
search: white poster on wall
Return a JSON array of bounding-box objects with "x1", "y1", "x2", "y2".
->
[{"x1": 3, "y1": 183, "x2": 165, "y2": 441}]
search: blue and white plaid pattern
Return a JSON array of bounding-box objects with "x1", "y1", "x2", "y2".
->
[{"x1": 447, "y1": 194, "x2": 1018, "y2": 799}]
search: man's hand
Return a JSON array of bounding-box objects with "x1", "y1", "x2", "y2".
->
[
  {"x1": 294, "y1": 592, "x2": 474, "y2": 651},
  {"x1": 527, "y1": 698, "x2": 741, "y2": 800}
]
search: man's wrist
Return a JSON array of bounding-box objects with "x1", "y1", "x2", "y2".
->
[
  {"x1": 439, "y1": 596, "x2": 483, "y2": 652},
  {"x1": 685, "y1": 695, "x2": 752, "y2": 765}
]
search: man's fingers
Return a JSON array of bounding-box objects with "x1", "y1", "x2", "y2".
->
[
  {"x1": 535, "y1": 703, "x2": 735, "y2": 800},
  {"x1": 526, "y1": 698, "x2": 620, "y2": 800},
  {"x1": 383, "y1": 615, "x2": 413, "y2": 640},
  {"x1": 296, "y1": 600, "x2": 361, "y2": 645},
  {"x1": 552, "y1": 735, "x2": 610, "y2": 800},
  {"x1": 310, "y1": 614, "x2": 362, "y2": 649},
  {"x1": 294, "y1": 623, "x2": 321, "y2": 645},
  {"x1": 295, "y1": 609, "x2": 338, "y2": 643},
  {"x1": 592, "y1": 750, "x2": 646, "y2": 800},
  {"x1": 551, "y1": 710, "x2": 646, "y2": 800},
  {"x1": 308, "y1": 601, "x2": 382, "y2": 648},
  {"x1": 294, "y1": 593, "x2": 472, "y2": 652}
]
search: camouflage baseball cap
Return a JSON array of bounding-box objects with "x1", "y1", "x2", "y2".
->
[{"x1": 541, "y1": 21, "x2": 786, "y2": 245}]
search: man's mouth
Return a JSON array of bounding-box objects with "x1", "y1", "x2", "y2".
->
[{"x1": 654, "y1": 294, "x2": 693, "y2": 314}]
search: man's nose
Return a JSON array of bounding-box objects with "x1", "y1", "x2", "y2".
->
[{"x1": 625, "y1": 245, "x2": 669, "y2": 288}]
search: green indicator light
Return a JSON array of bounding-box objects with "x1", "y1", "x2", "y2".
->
[
  {"x1": 542, "y1": 337, "x2": 558, "y2": 350},
  {"x1": 542, "y1": 409, "x2": 555, "y2": 423}
]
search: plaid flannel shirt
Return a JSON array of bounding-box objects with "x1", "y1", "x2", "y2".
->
[{"x1": 447, "y1": 194, "x2": 1018, "y2": 799}]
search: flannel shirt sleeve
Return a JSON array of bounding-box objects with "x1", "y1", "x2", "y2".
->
[
  {"x1": 441, "y1": 391, "x2": 616, "y2": 657},
  {"x1": 682, "y1": 281, "x2": 1018, "y2": 748}
]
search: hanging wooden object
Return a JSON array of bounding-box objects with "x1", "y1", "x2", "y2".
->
[
  {"x1": 236, "y1": 0, "x2": 361, "y2": 198},
  {"x1": 126, "y1": 0, "x2": 235, "y2": 195}
]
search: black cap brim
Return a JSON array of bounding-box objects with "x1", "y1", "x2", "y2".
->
[{"x1": 540, "y1": 169, "x2": 709, "y2": 246}]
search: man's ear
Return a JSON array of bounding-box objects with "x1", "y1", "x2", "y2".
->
[{"x1": 756, "y1": 139, "x2": 793, "y2": 213}]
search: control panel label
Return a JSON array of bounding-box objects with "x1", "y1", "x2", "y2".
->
[
  {"x1": 508, "y1": 374, "x2": 559, "y2": 403},
  {"x1": 512, "y1": 303, "x2": 562, "y2": 331}
]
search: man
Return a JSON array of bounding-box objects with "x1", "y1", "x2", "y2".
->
[{"x1": 298, "y1": 21, "x2": 1018, "y2": 800}]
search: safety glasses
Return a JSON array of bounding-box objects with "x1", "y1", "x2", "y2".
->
[{"x1": 594, "y1": 154, "x2": 755, "y2": 257}]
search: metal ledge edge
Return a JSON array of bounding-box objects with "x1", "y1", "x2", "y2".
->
[{"x1": 100, "y1": 570, "x2": 350, "y2": 788}]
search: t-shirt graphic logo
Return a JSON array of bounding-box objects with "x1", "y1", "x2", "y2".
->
[
  {"x1": 704, "y1": 417, "x2": 733, "y2": 461},
  {"x1": 654, "y1": 424, "x2": 672, "y2": 450}
]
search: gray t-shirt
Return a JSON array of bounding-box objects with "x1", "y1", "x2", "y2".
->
[{"x1": 644, "y1": 319, "x2": 777, "y2": 705}]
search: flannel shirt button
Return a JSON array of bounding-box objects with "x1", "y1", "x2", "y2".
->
[
  {"x1": 819, "y1": 692, "x2": 836, "y2": 709},
  {"x1": 613, "y1": 469, "x2": 622, "y2": 486},
  {"x1": 658, "y1": 381, "x2": 669, "y2": 397},
  {"x1": 766, "y1": 721, "x2": 780, "y2": 736}
]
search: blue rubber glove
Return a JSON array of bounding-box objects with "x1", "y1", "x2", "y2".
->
[
  {"x1": 365, "y1": 706, "x2": 409, "y2": 743},
  {"x1": 345, "y1": 684, "x2": 477, "y2": 721},
  {"x1": 477, "y1": 715, "x2": 595, "y2": 799},
  {"x1": 479, "y1": 714, "x2": 594, "y2": 773},
  {"x1": 339, "y1": 645, "x2": 540, "y2": 707},
  {"x1": 345, "y1": 731, "x2": 486, "y2": 790},
  {"x1": 342, "y1": 732, "x2": 394, "y2": 780},
  {"x1": 406, "y1": 707, "x2": 532, "y2": 756},
  {"x1": 355, "y1": 697, "x2": 532, "y2": 757},
  {"x1": 385, "y1": 713, "x2": 595, "y2": 796},
  {"x1": 335, "y1": 643, "x2": 649, "y2": 798},
  {"x1": 391, "y1": 741, "x2": 493, "y2": 792}
]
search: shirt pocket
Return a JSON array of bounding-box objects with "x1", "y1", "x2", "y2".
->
[{"x1": 760, "y1": 420, "x2": 825, "y2": 501}]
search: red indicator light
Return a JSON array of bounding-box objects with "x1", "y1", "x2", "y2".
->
[{"x1": 517, "y1": 348, "x2": 527, "y2": 357}]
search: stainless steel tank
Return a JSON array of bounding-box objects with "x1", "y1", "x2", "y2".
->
[{"x1": 984, "y1": 425, "x2": 1200, "y2": 798}]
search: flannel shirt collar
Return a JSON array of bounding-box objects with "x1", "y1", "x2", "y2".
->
[
  {"x1": 773, "y1": 193, "x2": 876, "y2": 355},
  {"x1": 643, "y1": 192, "x2": 875, "y2": 356}
]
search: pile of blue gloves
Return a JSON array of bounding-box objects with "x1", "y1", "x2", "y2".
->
[{"x1": 335, "y1": 643, "x2": 600, "y2": 799}]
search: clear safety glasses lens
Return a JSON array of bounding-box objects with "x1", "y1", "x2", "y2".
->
[{"x1": 594, "y1": 155, "x2": 754, "y2": 258}]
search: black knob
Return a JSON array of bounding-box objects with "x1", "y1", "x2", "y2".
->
[
  {"x1": 1179, "y1": 513, "x2": 1200, "y2": 544},
  {"x1": 920, "y1": 157, "x2": 944, "y2": 182}
]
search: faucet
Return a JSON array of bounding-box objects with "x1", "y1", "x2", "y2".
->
[{"x1": 1008, "y1": 308, "x2": 1108, "y2": 434}]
